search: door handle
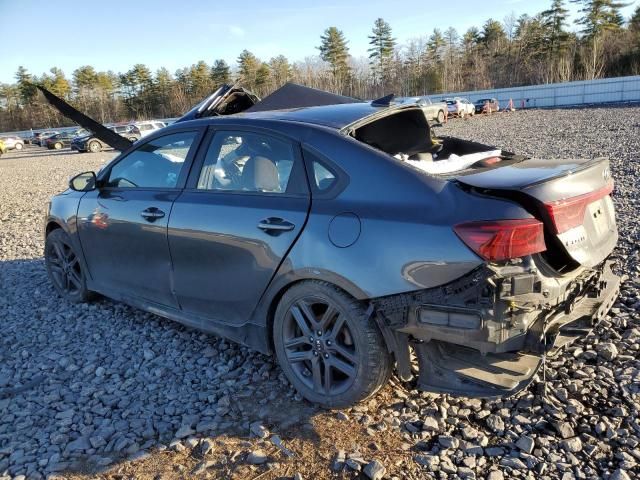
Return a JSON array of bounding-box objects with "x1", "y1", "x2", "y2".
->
[
  {"x1": 257, "y1": 217, "x2": 295, "y2": 234},
  {"x1": 141, "y1": 207, "x2": 165, "y2": 222}
]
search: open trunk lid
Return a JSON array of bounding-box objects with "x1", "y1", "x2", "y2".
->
[{"x1": 454, "y1": 157, "x2": 617, "y2": 268}]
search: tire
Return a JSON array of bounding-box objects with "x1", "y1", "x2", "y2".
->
[
  {"x1": 45, "y1": 229, "x2": 93, "y2": 303},
  {"x1": 273, "y1": 281, "x2": 392, "y2": 408},
  {"x1": 436, "y1": 110, "x2": 445, "y2": 123},
  {"x1": 88, "y1": 141, "x2": 101, "y2": 153},
  {"x1": 54, "y1": 142, "x2": 62, "y2": 150},
  {"x1": 15, "y1": 143, "x2": 23, "y2": 150},
  {"x1": 459, "y1": 111, "x2": 465, "y2": 119}
]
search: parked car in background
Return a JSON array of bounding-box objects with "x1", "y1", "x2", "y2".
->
[
  {"x1": 394, "y1": 96, "x2": 447, "y2": 123},
  {"x1": 131, "y1": 120, "x2": 166, "y2": 138},
  {"x1": 0, "y1": 135, "x2": 25, "y2": 150},
  {"x1": 443, "y1": 98, "x2": 475, "y2": 118},
  {"x1": 474, "y1": 98, "x2": 500, "y2": 114},
  {"x1": 46, "y1": 132, "x2": 79, "y2": 150},
  {"x1": 110, "y1": 123, "x2": 140, "y2": 140},
  {"x1": 71, "y1": 125, "x2": 139, "y2": 153},
  {"x1": 35, "y1": 131, "x2": 60, "y2": 147}
]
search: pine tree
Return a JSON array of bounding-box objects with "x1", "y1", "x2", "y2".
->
[
  {"x1": 427, "y1": 29, "x2": 446, "y2": 62},
  {"x1": 269, "y1": 55, "x2": 292, "y2": 87},
  {"x1": 318, "y1": 27, "x2": 351, "y2": 82},
  {"x1": 15, "y1": 66, "x2": 37, "y2": 105},
  {"x1": 572, "y1": 0, "x2": 629, "y2": 37},
  {"x1": 542, "y1": 0, "x2": 570, "y2": 53},
  {"x1": 188, "y1": 61, "x2": 212, "y2": 97},
  {"x1": 237, "y1": 50, "x2": 261, "y2": 89},
  {"x1": 480, "y1": 19, "x2": 507, "y2": 48},
  {"x1": 41, "y1": 67, "x2": 71, "y2": 99},
  {"x1": 211, "y1": 59, "x2": 230, "y2": 86},
  {"x1": 367, "y1": 18, "x2": 396, "y2": 83}
]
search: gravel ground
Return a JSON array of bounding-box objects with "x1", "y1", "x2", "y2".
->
[{"x1": 0, "y1": 106, "x2": 639, "y2": 480}]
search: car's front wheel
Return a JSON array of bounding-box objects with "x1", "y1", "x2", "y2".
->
[
  {"x1": 273, "y1": 281, "x2": 392, "y2": 408},
  {"x1": 15, "y1": 143, "x2": 23, "y2": 150},
  {"x1": 45, "y1": 229, "x2": 92, "y2": 303},
  {"x1": 54, "y1": 142, "x2": 62, "y2": 150},
  {"x1": 436, "y1": 110, "x2": 445, "y2": 123},
  {"x1": 88, "y1": 141, "x2": 101, "y2": 153}
]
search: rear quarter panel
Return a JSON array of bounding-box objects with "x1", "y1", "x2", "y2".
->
[{"x1": 259, "y1": 128, "x2": 533, "y2": 308}]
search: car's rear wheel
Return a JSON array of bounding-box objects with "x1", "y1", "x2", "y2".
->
[
  {"x1": 45, "y1": 229, "x2": 92, "y2": 303},
  {"x1": 88, "y1": 141, "x2": 101, "y2": 153},
  {"x1": 436, "y1": 110, "x2": 445, "y2": 123},
  {"x1": 54, "y1": 142, "x2": 62, "y2": 150},
  {"x1": 273, "y1": 281, "x2": 392, "y2": 408},
  {"x1": 15, "y1": 143, "x2": 23, "y2": 150},
  {"x1": 459, "y1": 111, "x2": 466, "y2": 119}
]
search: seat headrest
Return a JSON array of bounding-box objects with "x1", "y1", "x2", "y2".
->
[{"x1": 242, "y1": 156, "x2": 280, "y2": 192}]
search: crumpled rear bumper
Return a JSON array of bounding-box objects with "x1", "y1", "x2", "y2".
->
[{"x1": 413, "y1": 260, "x2": 621, "y2": 397}]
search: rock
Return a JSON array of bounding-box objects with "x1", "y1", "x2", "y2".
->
[
  {"x1": 175, "y1": 425, "x2": 195, "y2": 439},
  {"x1": 561, "y1": 437, "x2": 583, "y2": 453},
  {"x1": 486, "y1": 414, "x2": 505, "y2": 433},
  {"x1": 438, "y1": 435, "x2": 459, "y2": 449},
  {"x1": 246, "y1": 449, "x2": 268, "y2": 465},
  {"x1": 555, "y1": 422, "x2": 575, "y2": 439},
  {"x1": 332, "y1": 450, "x2": 346, "y2": 471},
  {"x1": 610, "y1": 469, "x2": 631, "y2": 480},
  {"x1": 363, "y1": 459, "x2": 385, "y2": 480},
  {"x1": 422, "y1": 416, "x2": 439, "y2": 432},
  {"x1": 250, "y1": 421, "x2": 269, "y2": 439},
  {"x1": 336, "y1": 411, "x2": 349, "y2": 421},
  {"x1": 415, "y1": 454, "x2": 439, "y2": 469},
  {"x1": 461, "y1": 425, "x2": 480, "y2": 440},
  {"x1": 486, "y1": 471, "x2": 504, "y2": 480},
  {"x1": 197, "y1": 439, "x2": 213, "y2": 456},
  {"x1": 191, "y1": 460, "x2": 215, "y2": 475},
  {"x1": 345, "y1": 458, "x2": 361, "y2": 471},
  {"x1": 596, "y1": 342, "x2": 618, "y2": 361},
  {"x1": 500, "y1": 457, "x2": 527, "y2": 469},
  {"x1": 516, "y1": 435, "x2": 535, "y2": 454}
]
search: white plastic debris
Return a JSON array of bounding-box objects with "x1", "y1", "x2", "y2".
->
[{"x1": 407, "y1": 149, "x2": 502, "y2": 174}]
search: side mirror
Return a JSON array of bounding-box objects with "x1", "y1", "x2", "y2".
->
[{"x1": 69, "y1": 171, "x2": 97, "y2": 191}]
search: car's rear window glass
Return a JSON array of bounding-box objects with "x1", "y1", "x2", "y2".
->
[
  {"x1": 106, "y1": 131, "x2": 196, "y2": 188},
  {"x1": 197, "y1": 132, "x2": 295, "y2": 194}
]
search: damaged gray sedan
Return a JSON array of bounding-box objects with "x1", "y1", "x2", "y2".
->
[{"x1": 44, "y1": 84, "x2": 620, "y2": 407}]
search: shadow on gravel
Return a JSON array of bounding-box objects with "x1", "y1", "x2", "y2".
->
[{"x1": 0, "y1": 257, "x2": 325, "y2": 478}]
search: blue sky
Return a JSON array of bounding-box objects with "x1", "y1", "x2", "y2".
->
[{"x1": 0, "y1": 0, "x2": 637, "y2": 83}]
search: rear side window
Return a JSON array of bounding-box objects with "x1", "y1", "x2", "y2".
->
[
  {"x1": 302, "y1": 148, "x2": 342, "y2": 193},
  {"x1": 197, "y1": 131, "x2": 297, "y2": 194}
]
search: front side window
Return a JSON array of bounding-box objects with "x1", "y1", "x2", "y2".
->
[
  {"x1": 197, "y1": 131, "x2": 295, "y2": 194},
  {"x1": 106, "y1": 131, "x2": 197, "y2": 188}
]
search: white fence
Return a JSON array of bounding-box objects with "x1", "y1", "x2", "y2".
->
[{"x1": 440, "y1": 75, "x2": 640, "y2": 109}]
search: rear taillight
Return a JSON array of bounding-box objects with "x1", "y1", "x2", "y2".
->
[
  {"x1": 544, "y1": 181, "x2": 613, "y2": 234},
  {"x1": 454, "y1": 219, "x2": 546, "y2": 262}
]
